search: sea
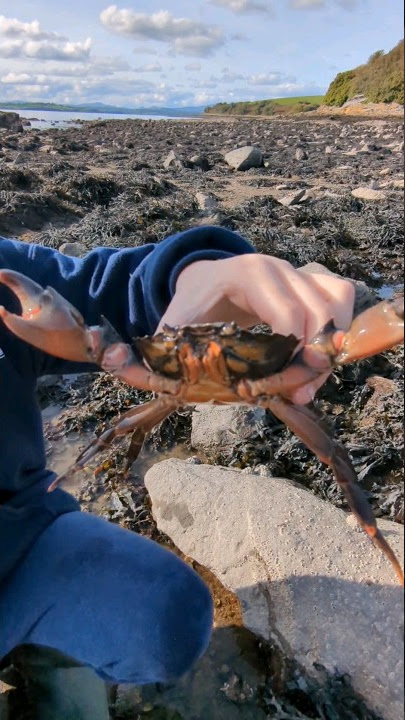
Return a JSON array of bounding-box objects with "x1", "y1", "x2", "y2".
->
[{"x1": 0, "y1": 108, "x2": 201, "y2": 130}]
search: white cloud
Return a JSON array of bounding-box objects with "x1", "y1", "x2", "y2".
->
[
  {"x1": 74, "y1": 76, "x2": 155, "y2": 95},
  {"x1": 0, "y1": 15, "x2": 66, "y2": 40},
  {"x1": 194, "y1": 91, "x2": 217, "y2": 104},
  {"x1": 173, "y1": 34, "x2": 224, "y2": 57},
  {"x1": 215, "y1": 69, "x2": 245, "y2": 82},
  {"x1": 100, "y1": 6, "x2": 225, "y2": 57},
  {"x1": 209, "y1": 68, "x2": 295, "y2": 86},
  {"x1": 24, "y1": 38, "x2": 92, "y2": 61},
  {"x1": 290, "y1": 0, "x2": 324, "y2": 8},
  {"x1": 228, "y1": 81, "x2": 323, "y2": 99},
  {"x1": 290, "y1": 0, "x2": 360, "y2": 8},
  {"x1": 210, "y1": 0, "x2": 273, "y2": 14},
  {"x1": 1, "y1": 71, "x2": 33, "y2": 83},
  {"x1": 250, "y1": 71, "x2": 294, "y2": 84},
  {"x1": 2, "y1": 57, "x2": 130, "y2": 81},
  {"x1": 0, "y1": 40, "x2": 21, "y2": 57},
  {"x1": 0, "y1": 14, "x2": 92, "y2": 61},
  {"x1": 21, "y1": 84, "x2": 51, "y2": 96}
]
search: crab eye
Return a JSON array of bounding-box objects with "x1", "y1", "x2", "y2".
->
[
  {"x1": 220, "y1": 323, "x2": 237, "y2": 336},
  {"x1": 161, "y1": 324, "x2": 178, "y2": 338}
]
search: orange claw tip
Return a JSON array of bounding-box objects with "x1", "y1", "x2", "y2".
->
[
  {"x1": 47, "y1": 477, "x2": 62, "y2": 493},
  {"x1": 0, "y1": 305, "x2": 15, "y2": 322},
  {"x1": 393, "y1": 564, "x2": 404, "y2": 588},
  {"x1": 372, "y1": 529, "x2": 405, "y2": 587},
  {"x1": 0, "y1": 270, "x2": 44, "y2": 312}
]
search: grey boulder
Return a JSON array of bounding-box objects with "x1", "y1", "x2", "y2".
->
[
  {"x1": 224, "y1": 146, "x2": 263, "y2": 171},
  {"x1": 145, "y1": 459, "x2": 404, "y2": 720}
]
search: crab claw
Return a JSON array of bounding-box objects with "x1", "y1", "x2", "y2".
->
[
  {"x1": 334, "y1": 295, "x2": 404, "y2": 365},
  {"x1": 0, "y1": 269, "x2": 147, "y2": 380},
  {"x1": 0, "y1": 270, "x2": 96, "y2": 363}
]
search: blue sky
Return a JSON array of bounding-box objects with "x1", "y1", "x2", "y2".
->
[{"x1": 0, "y1": 0, "x2": 402, "y2": 107}]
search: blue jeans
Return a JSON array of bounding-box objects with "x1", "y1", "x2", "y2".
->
[{"x1": 0, "y1": 512, "x2": 213, "y2": 684}]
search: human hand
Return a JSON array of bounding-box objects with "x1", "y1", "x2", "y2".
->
[{"x1": 157, "y1": 254, "x2": 355, "y2": 404}]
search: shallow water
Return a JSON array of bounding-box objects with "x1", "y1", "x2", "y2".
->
[
  {"x1": 1, "y1": 108, "x2": 201, "y2": 130},
  {"x1": 43, "y1": 403, "x2": 94, "y2": 489},
  {"x1": 376, "y1": 283, "x2": 403, "y2": 300}
]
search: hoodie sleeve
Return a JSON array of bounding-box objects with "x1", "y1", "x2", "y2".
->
[{"x1": 0, "y1": 227, "x2": 255, "y2": 377}]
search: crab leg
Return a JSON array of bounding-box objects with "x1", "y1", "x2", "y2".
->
[
  {"x1": 265, "y1": 396, "x2": 404, "y2": 586},
  {"x1": 48, "y1": 396, "x2": 179, "y2": 492}
]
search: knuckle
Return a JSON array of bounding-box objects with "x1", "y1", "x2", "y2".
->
[
  {"x1": 268, "y1": 256, "x2": 293, "y2": 274},
  {"x1": 341, "y1": 279, "x2": 356, "y2": 304}
]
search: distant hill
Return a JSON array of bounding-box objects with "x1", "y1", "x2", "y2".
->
[
  {"x1": 0, "y1": 101, "x2": 205, "y2": 117},
  {"x1": 324, "y1": 40, "x2": 404, "y2": 106},
  {"x1": 204, "y1": 96, "x2": 324, "y2": 117}
]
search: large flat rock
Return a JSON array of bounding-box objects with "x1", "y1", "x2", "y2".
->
[
  {"x1": 224, "y1": 146, "x2": 263, "y2": 171},
  {"x1": 145, "y1": 459, "x2": 404, "y2": 720}
]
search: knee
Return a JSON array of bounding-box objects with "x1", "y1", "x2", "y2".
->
[
  {"x1": 158, "y1": 564, "x2": 213, "y2": 681},
  {"x1": 93, "y1": 554, "x2": 214, "y2": 686}
]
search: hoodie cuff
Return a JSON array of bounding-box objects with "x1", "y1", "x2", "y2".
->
[{"x1": 142, "y1": 225, "x2": 256, "y2": 330}]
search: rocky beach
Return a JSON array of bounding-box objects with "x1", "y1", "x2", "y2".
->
[{"x1": 1, "y1": 110, "x2": 404, "y2": 720}]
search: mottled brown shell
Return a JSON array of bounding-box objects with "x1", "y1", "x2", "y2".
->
[{"x1": 134, "y1": 322, "x2": 299, "y2": 381}]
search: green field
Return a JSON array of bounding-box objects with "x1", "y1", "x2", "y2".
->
[
  {"x1": 269, "y1": 95, "x2": 324, "y2": 105},
  {"x1": 204, "y1": 95, "x2": 324, "y2": 116}
]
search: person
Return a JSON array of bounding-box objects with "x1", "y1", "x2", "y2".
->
[{"x1": 0, "y1": 226, "x2": 354, "y2": 719}]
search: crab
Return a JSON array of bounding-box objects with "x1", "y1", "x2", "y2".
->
[{"x1": 0, "y1": 269, "x2": 404, "y2": 585}]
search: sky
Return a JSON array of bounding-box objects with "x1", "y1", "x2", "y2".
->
[{"x1": 0, "y1": 0, "x2": 402, "y2": 108}]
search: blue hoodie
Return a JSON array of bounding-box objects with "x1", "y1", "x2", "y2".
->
[{"x1": 0, "y1": 227, "x2": 255, "y2": 582}]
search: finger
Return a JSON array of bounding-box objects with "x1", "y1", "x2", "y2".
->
[
  {"x1": 299, "y1": 272, "x2": 355, "y2": 331},
  {"x1": 290, "y1": 371, "x2": 331, "y2": 405},
  {"x1": 279, "y1": 268, "x2": 340, "y2": 343},
  {"x1": 239, "y1": 264, "x2": 306, "y2": 340},
  {"x1": 156, "y1": 288, "x2": 214, "y2": 331},
  {"x1": 157, "y1": 295, "x2": 256, "y2": 333}
]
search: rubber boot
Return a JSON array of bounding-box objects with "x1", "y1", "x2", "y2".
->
[{"x1": 6, "y1": 645, "x2": 111, "y2": 720}]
